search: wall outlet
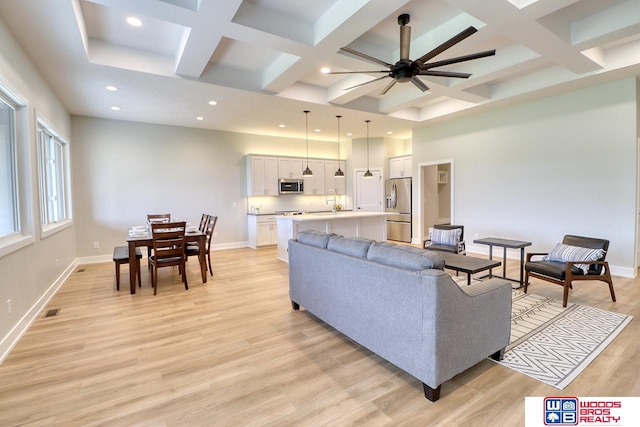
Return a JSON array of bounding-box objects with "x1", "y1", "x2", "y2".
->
[
  {"x1": 6, "y1": 299, "x2": 11, "y2": 314},
  {"x1": 55, "y1": 259, "x2": 59, "y2": 268},
  {"x1": 93, "y1": 242, "x2": 100, "y2": 249},
  {"x1": 232, "y1": 202, "x2": 237, "y2": 208},
  {"x1": 213, "y1": 232, "x2": 218, "y2": 238}
]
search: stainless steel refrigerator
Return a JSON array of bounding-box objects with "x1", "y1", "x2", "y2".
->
[{"x1": 385, "y1": 177, "x2": 412, "y2": 242}]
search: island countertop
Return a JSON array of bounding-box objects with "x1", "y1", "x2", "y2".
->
[
  {"x1": 275, "y1": 211, "x2": 388, "y2": 262},
  {"x1": 275, "y1": 211, "x2": 388, "y2": 221}
]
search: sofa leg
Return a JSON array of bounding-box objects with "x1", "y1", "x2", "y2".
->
[
  {"x1": 490, "y1": 348, "x2": 505, "y2": 361},
  {"x1": 291, "y1": 301, "x2": 300, "y2": 310},
  {"x1": 423, "y1": 383, "x2": 441, "y2": 402}
]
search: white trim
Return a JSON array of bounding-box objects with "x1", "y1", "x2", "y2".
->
[
  {"x1": 417, "y1": 159, "x2": 455, "y2": 246},
  {"x1": 0, "y1": 234, "x2": 34, "y2": 258},
  {"x1": 40, "y1": 218, "x2": 73, "y2": 239},
  {"x1": 0, "y1": 259, "x2": 77, "y2": 365}
]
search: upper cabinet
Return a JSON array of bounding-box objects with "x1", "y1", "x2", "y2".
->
[
  {"x1": 303, "y1": 159, "x2": 326, "y2": 195},
  {"x1": 324, "y1": 160, "x2": 346, "y2": 195},
  {"x1": 278, "y1": 157, "x2": 303, "y2": 179},
  {"x1": 389, "y1": 155, "x2": 412, "y2": 178},
  {"x1": 247, "y1": 155, "x2": 279, "y2": 196}
]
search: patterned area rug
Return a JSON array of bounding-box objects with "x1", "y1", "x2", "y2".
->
[{"x1": 496, "y1": 290, "x2": 632, "y2": 389}]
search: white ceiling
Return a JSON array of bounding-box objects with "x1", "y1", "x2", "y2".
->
[{"x1": 1, "y1": 0, "x2": 639, "y2": 141}]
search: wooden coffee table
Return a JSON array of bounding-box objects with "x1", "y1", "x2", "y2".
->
[{"x1": 439, "y1": 252, "x2": 501, "y2": 285}]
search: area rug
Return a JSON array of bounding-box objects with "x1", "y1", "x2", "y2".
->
[{"x1": 494, "y1": 290, "x2": 632, "y2": 389}]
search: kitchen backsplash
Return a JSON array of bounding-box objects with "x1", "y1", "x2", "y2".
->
[{"x1": 247, "y1": 194, "x2": 351, "y2": 214}]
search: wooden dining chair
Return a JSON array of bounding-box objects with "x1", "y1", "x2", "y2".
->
[
  {"x1": 186, "y1": 215, "x2": 217, "y2": 276},
  {"x1": 149, "y1": 221, "x2": 188, "y2": 295},
  {"x1": 198, "y1": 213, "x2": 210, "y2": 232},
  {"x1": 146, "y1": 213, "x2": 171, "y2": 268}
]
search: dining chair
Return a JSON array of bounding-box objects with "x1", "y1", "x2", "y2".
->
[
  {"x1": 146, "y1": 214, "x2": 171, "y2": 268},
  {"x1": 198, "y1": 213, "x2": 210, "y2": 232},
  {"x1": 149, "y1": 221, "x2": 188, "y2": 295},
  {"x1": 186, "y1": 215, "x2": 217, "y2": 276}
]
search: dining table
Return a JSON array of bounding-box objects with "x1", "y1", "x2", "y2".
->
[{"x1": 126, "y1": 228, "x2": 207, "y2": 294}]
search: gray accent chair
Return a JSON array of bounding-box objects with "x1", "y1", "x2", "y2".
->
[
  {"x1": 423, "y1": 224, "x2": 466, "y2": 254},
  {"x1": 524, "y1": 235, "x2": 616, "y2": 307}
]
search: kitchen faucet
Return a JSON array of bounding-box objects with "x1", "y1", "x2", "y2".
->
[{"x1": 326, "y1": 189, "x2": 337, "y2": 213}]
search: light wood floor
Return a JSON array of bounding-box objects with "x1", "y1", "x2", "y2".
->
[{"x1": 0, "y1": 247, "x2": 638, "y2": 426}]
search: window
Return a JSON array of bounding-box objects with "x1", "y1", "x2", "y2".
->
[
  {"x1": 37, "y1": 120, "x2": 70, "y2": 231},
  {"x1": 0, "y1": 93, "x2": 19, "y2": 238}
]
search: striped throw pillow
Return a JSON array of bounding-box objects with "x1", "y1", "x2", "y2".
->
[
  {"x1": 543, "y1": 243, "x2": 605, "y2": 274},
  {"x1": 429, "y1": 228, "x2": 462, "y2": 246}
]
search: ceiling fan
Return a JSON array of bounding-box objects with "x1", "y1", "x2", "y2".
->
[{"x1": 327, "y1": 14, "x2": 495, "y2": 95}]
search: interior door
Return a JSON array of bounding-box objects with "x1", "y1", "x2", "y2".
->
[{"x1": 355, "y1": 169, "x2": 383, "y2": 212}]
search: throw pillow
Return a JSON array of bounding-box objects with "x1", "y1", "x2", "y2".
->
[
  {"x1": 429, "y1": 227, "x2": 462, "y2": 246},
  {"x1": 543, "y1": 243, "x2": 605, "y2": 274}
]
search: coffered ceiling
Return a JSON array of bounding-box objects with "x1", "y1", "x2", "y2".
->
[{"x1": 0, "y1": 0, "x2": 639, "y2": 140}]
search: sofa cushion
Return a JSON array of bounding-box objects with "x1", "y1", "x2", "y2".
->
[
  {"x1": 543, "y1": 243, "x2": 605, "y2": 274},
  {"x1": 367, "y1": 242, "x2": 445, "y2": 271},
  {"x1": 327, "y1": 236, "x2": 373, "y2": 258},
  {"x1": 297, "y1": 230, "x2": 334, "y2": 249}
]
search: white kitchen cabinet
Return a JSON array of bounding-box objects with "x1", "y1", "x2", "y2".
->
[
  {"x1": 278, "y1": 157, "x2": 303, "y2": 179},
  {"x1": 389, "y1": 155, "x2": 412, "y2": 178},
  {"x1": 303, "y1": 159, "x2": 326, "y2": 195},
  {"x1": 247, "y1": 215, "x2": 278, "y2": 248},
  {"x1": 247, "y1": 155, "x2": 279, "y2": 196},
  {"x1": 324, "y1": 160, "x2": 346, "y2": 194}
]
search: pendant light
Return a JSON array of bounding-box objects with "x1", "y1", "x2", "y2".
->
[
  {"x1": 302, "y1": 110, "x2": 313, "y2": 177},
  {"x1": 335, "y1": 115, "x2": 345, "y2": 177},
  {"x1": 364, "y1": 119, "x2": 373, "y2": 178}
]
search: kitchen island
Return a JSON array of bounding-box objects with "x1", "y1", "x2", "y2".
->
[{"x1": 276, "y1": 211, "x2": 388, "y2": 262}]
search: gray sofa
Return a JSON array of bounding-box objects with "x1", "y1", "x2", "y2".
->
[{"x1": 288, "y1": 230, "x2": 512, "y2": 402}]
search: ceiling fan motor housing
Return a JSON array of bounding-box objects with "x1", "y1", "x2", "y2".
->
[{"x1": 391, "y1": 59, "x2": 419, "y2": 82}]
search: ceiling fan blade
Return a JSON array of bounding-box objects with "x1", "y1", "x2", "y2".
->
[
  {"x1": 380, "y1": 79, "x2": 397, "y2": 95},
  {"x1": 327, "y1": 70, "x2": 389, "y2": 74},
  {"x1": 418, "y1": 70, "x2": 472, "y2": 79},
  {"x1": 416, "y1": 26, "x2": 478, "y2": 64},
  {"x1": 410, "y1": 77, "x2": 429, "y2": 92},
  {"x1": 422, "y1": 49, "x2": 496, "y2": 69},
  {"x1": 344, "y1": 75, "x2": 389, "y2": 91},
  {"x1": 340, "y1": 47, "x2": 393, "y2": 68},
  {"x1": 400, "y1": 23, "x2": 411, "y2": 60}
]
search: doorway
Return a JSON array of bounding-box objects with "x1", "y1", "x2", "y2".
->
[
  {"x1": 354, "y1": 169, "x2": 383, "y2": 212},
  {"x1": 418, "y1": 160, "x2": 454, "y2": 243}
]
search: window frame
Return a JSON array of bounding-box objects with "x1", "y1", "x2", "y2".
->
[
  {"x1": 0, "y1": 80, "x2": 32, "y2": 258},
  {"x1": 36, "y1": 117, "x2": 72, "y2": 238}
]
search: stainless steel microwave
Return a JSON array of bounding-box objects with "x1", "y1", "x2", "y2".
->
[{"x1": 279, "y1": 178, "x2": 304, "y2": 194}]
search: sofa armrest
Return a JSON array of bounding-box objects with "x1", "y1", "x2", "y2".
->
[{"x1": 459, "y1": 277, "x2": 511, "y2": 297}]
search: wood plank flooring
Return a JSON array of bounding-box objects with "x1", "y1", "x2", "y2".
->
[{"x1": 0, "y1": 247, "x2": 638, "y2": 426}]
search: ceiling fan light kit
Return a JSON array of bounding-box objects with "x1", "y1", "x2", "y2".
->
[
  {"x1": 364, "y1": 119, "x2": 373, "y2": 178},
  {"x1": 330, "y1": 14, "x2": 495, "y2": 95},
  {"x1": 335, "y1": 115, "x2": 345, "y2": 177}
]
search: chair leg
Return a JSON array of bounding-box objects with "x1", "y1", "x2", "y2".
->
[
  {"x1": 181, "y1": 262, "x2": 189, "y2": 291},
  {"x1": 207, "y1": 251, "x2": 213, "y2": 275},
  {"x1": 523, "y1": 270, "x2": 530, "y2": 294},
  {"x1": 602, "y1": 264, "x2": 616, "y2": 303},
  {"x1": 562, "y1": 281, "x2": 571, "y2": 307},
  {"x1": 152, "y1": 265, "x2": 158, "y2": 295}
]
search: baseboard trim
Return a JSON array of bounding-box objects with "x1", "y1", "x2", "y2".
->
[{"x1": 0, "y1": 259, "x2": 78, "y2": 365}]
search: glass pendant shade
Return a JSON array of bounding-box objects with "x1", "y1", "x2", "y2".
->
[{"x1": 302, "y1": 110, "x2": 313, "y2": 176}]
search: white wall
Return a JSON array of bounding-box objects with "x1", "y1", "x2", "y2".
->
[
  {"x1": 0, "y1": 17, "x2": 73, "y2": 358},
  {"x1": 413, "y1": 78, "x2": 638, "y2": 276}
]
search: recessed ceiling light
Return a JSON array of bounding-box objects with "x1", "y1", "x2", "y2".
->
[
  {"x1": 320, "y1": 67, "x2": 331, "y2": 74},
  {"x1": 278, "y1": 124, "x2": 286, "y2": 128},
  {"x1": 126, "y1": 16, "x2": 142, "y2": 27},
  {"x1": 196, "y1": 116, "x2": 204, "y2": 121},
  {"x1": 387, "y1": 131, "x2": 393, "y2": 135},
  {"x1": 208, "y1": 100, "x2": 218, "y2": 106},
  {"x1": 110, "y1": 106, "x2": 120, "y2": 111},
  {"x1": 106, "y1": 85, "x2": 118, "y2": 92},
  {"x1": 346, "y1": 132, "x2": 352, "y2": 136},
  {"x1": 314, "y1": 129, "x2": 321, "y2": 132}
]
